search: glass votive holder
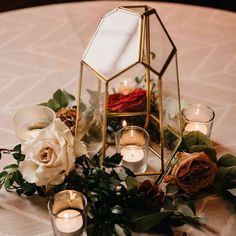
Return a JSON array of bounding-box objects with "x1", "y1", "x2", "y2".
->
[
  {"x1": 13, "y1": 105, "x2": 56, "y2": 142},
  {"x1": 115, "y1": 125, "x2": 149, "y2": 173},
  {"x1": 48, "y1": 190, "x2": 87, "y2": 236},
  {"x1": 182, "y1": 104, "x2": 215, "y2": 137}
]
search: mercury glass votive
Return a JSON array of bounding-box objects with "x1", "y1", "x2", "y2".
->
[
  {"x1": 182, "y1": 104, "x2": 215, "y2": 137},
  {"x1": 115, "y1": 126, "x2": 149, "y2": 173},
  {"x1": 13, "y1": 105, "x2": 55, "y2": 141},
  {"x1": 48, "y1": 190, "x2": 87, "y2": 236}
]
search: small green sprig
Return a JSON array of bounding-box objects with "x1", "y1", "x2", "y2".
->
[
  {"x1": 40, "y1": 89, "x2": 77, "y2": 112},
  {"x1": 0, "y1": 145, "x2": 38, "y2": 196},
  {"x1": 0, "y1": 149, "x2": 206, "y2": 235}
]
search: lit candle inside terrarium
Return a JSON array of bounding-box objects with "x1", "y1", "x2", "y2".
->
[
  {"x1": 119, "y1": 79, "x2": 135, "y2": 95},
  {"x1": 122, "y1": 120, "x2": 127, "y2": 127},
  {"x1": 115, "y1": 126, "x2": 149, "y2": 173}
]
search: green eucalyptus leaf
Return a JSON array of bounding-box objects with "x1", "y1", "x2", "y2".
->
[
  {"x1": 53, "y1": 89, "x2": 68, "y2": 108},
  {"x1": 0, "y1": 171, "x2": 8, "y2": 179},
  {"x1": 103, "y1": 153, "x2": 122, "y2": 167},
  {"x1": 3, "y1": 163, "x2": 18, "y2": 170},
  {"x1": 16, "y1": 188, "x2": 25, "y2": 195},
  {"x1": 166, "y1": 183, "x2": 179, "y2": 195},
  {"x1": 162, "y1": 197, "x2": 176, "y2": 211},
  {"x1": 219, "y1": 166, "x2": 236, "y2": 179},
  {"x1": 13, "y1": 152, "x2": 25, "y2": 162},
  {"x1": 190, "y1": 145, "x2": 217, "y2": 162},
  {"x1": 13, "y1": 170, "x2": 24, "y2": 186},
  {"x1": 115, "y1": 168, "x2": 128, "y2": 181},
  {"x1": 211, "y1": 166, "x2": 236, "y2": 193},
  {"x1": 47, "y1": 98, "x2": 61, "y2": 112},
  {"x1": 13, "y1": 144, "x2": 21, "y2": 152},
  {"x1": 23, "y1": 185, "x2": 37, "y2": 196},
  {"x1": 218, "y1": 154, "x2": 236, "y2": 167},
  {"x1": 125, "y1": 176, "x2": 139, "y2": 190},
  {"x1": 63, "y1": 89, "x2": 75, "y2": 103},
  {"x1": 132, "y1": 211, "x2": 173, "y2": 232},
  {"x1": 182, "y1": 131, "x2": 212, "y2": 151},
  {"x1": 91, "y1": 188, "x2": 110, "y2": 199},
  {"x1": 4, "y1": 177, "x2": 14, "y2": 189},
  {"x1": 177, "y1": 204, "x2": 194, "y2": 217}
]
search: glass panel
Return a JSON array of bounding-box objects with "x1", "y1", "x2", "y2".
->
[
  {"x1": 161, "y1": 54, "x2": 182, "y2": 165},
  {"x1": 83, "y1": 9, "x2": 141, "y2": 79},
  {"x1": 77, "y1": 64, "x2": 105, "y2": 157},
  {"x1": 106, "y1": 63, "x2": 148, "y2": 143},
  {"x1": 162, "y1": 54, "x2": 181, "y2": 135},
  {"x1": 142, "y1": 12, "x2": 175, "y2": 74}
]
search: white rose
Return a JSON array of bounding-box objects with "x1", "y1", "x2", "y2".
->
[{"x1": 19, "y1": 118, "x2": 86, "y2": 187}]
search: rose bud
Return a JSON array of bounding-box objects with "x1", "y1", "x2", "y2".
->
[
  {"x1": 164, "y1": 152, "x2": 218, "y2": 194},
  {"x1": 138, "y1": 180, "x2": 165, "y2": 210}
]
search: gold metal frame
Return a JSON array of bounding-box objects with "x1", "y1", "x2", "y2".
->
[{"x1": 76, "y1": 5, "x2": 182, "y2": 182}]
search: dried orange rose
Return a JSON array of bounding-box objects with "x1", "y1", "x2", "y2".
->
[
  {"x1": 56, "y1": 107, "x2": 76, "y2": 135},
  {"x1": 164, "y1": 152, "x2": 218, "y2": 194}
]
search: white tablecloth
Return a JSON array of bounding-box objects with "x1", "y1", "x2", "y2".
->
[{"x1": 0, "y1": 1, "x2": 236, "y2": 235}]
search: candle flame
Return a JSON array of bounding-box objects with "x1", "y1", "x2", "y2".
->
[{"x1": 122, "y1": 120, "x2": 127, "y2": 127}]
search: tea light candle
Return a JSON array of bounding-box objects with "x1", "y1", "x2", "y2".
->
[
  {"x1": 182, "y1": 104, "x2": 215, "y2": 138},
  {"x1": 184, "y1": 122, "x2": 208, "y2": 135},
  {"x1": 119, "y1": 79, "x2": 135, "y2": 95},
  {"x1": 55, "y1": 209, "x2": 83, "y2": 233},
  {"x1": 116, "y1": 126, "x2": 149, "y2": 173},
  {"x1": 121, "y1": 145, "x2": 144, "y2": 162}
]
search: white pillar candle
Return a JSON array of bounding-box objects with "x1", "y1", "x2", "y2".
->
[
  {"x1": 55, "y1": 209, "x2": 83, "y2": 233},
  {"x1": 185, "y1": 122, "x2": 208, "y2": 135},
  {"x1": 121, "y1": 145, "x2": 144, "y2": 163},
  {"x1": 121, "y1": 145, "x2": 146, "y2": 172}
]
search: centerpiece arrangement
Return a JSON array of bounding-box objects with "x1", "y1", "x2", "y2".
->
[
  {"x1": 0, "y1": 89, "x2": 236, "y2": 236},
  {"x1": 0, "y1": 5, "x2": 236, "y2": 236}
]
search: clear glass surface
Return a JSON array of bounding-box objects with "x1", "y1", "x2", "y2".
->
[
  {"x1": 48, "y1": 190, "x2": 87, "y2": 236},
  {"x1": 115, "y1": 125, "x2": 149, "y2": 173},
  {"x1": 13, "y1": 105, "x2": 55, "y2": 141},
  {"x1": 182, "y1": 104, "x2": 215, "y2": 137},
  {"x1": 83, "y1": 8, "x2": 141, "y2": 79}
]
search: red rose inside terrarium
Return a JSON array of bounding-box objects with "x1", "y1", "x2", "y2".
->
[{"x1": 107, "y1": 79, "x2": 146, "y2": 113}]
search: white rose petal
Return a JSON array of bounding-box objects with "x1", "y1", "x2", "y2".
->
[
  {"x1": 19, "y1": 160, "x2": 38, "y2": 184},
  {"x1": 20, "y1": 118, "x2": 78, "y2": 187},
  {"x1": 74, "y1": 136, "x2": 88, "y2": 157}
]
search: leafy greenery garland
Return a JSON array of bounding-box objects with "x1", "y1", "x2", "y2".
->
[{"x1": 0, "y1": 89, "x2": 236, "y2": 236}]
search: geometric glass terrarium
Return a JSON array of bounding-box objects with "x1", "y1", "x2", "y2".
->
[{"x1": 76, "y1": 5, "x2": 182, "y2": 181}]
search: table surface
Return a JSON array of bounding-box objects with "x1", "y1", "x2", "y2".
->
[{"x1": 0, "y1": 1, "x2": 236, "y2": 235}]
